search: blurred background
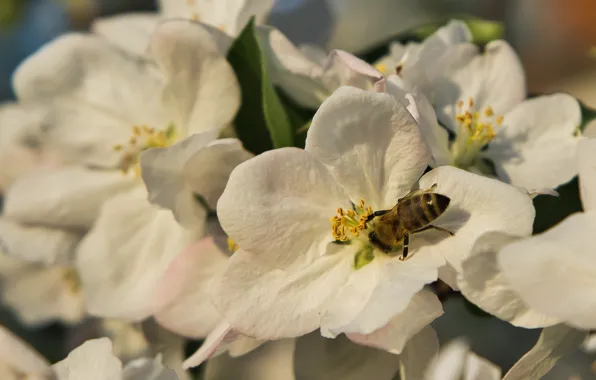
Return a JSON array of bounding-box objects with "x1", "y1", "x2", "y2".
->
[{"x1": 0, "y1": 0, "x2": 595, "y2": 378}]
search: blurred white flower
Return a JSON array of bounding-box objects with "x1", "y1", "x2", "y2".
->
[
  {"x1": 209, "y1": 87, "x2": 535, "y2": 355},
  {"x1": 431, "y1": 40, "x2": 582, "y2": 190},
  {"x1": 93, "y1": 0, "x2": 275, "y2": 56},
  {"x1": 423, "y1": 339, "x2": 501, "y2": 380},
  {"x1": 497, "y1": 137, "x2": 596, "y2": 329},
  {"x1": 0, "y1": 324, "x2": 52, "y2": 380}
]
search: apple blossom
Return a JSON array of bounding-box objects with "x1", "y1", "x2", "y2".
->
[
  {"x1": 210, "y1": 86, "x2": 535, "y2": 355},
  {"x1": 0, "y1": 324, "x2": 51, "y2": 379}
]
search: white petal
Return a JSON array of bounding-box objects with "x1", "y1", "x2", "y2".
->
[
  {"x1": 141, "y1": 134, "x2": 252, "y2": 228},
  {"x1": 258, "y1": 26, "x2": 328, "y2": 109},
  {"x1": 217, "y1": 147, "x2": 349, "y2": 269},
  {"x1": 305, "y1": 86, "x2": 430, "y2": 209},
  {"x1": 578, "y1": 137, "x2": 596, "y2": 211},
  {"x1": 346, "y1": 290, "x2": 443, "y2": 354},
  {"x1": 0, "y1": 219, "x2": 80, "y2": 265},
  {"x1": 155, "y1": 238, "x2": 229, "y2": 338},
  {"x1": 92, "y1": 13, "x2": 159, "y2": 57},
  {"x1": 13, "y1": 33, "x2": 166, "y2": 125},
  {"x1": 53, "y1": 338, "x2": 123, "y2": 380},
  {"x1": 465, "y1": 353, "x2": 502, "y2": 380},
  {"x1": 485, "y1": 94, "x2": 582, "y2": 189},
  {"x1": 183, "y1": 321, "x2": 233, "y2": 368},
  {"x1": 498, "y1": 211, "x2": 596, "y2": 329},
  {"x1": 502, "y1": 325, "x2": 587, "y2": 380},
  {"x1": 458, "y1": 232, "x2": 560, "y2": 328},
  {"x1": 321, "y1": 50, "x2": 383, "y2": 92},
  {"x1": 418, "y1": 166, "x2": 535, "y2": 272},
  {"x1": 1, "y1": 264, "x2": 85, "y2": 326},
  {"x1": 293, "y1": 332, "x2": 400, "y2": 380},
  {"x1": 435, "y1": 40, "x2": 526, "y2": 130},
  {"x1": 122, "y1": 356, "x2": 178, "y2": 380},
  {"x1": 149, "y1": 20, "x2": 240, "y2": 135},
  {"x1": 584, "y1": 119, "x2": 596, "y2": 138},
  {"x1": 204, "y1": 340, "x2": 295, "y2": 380},
  {"x1": 212, "y1": 247, "x2": 354, "y2": 339},
  {"x1": 399, "y1": 326, "x2": 439, "y2": 380},
  {"x1": 424, "y1": 338, "x2": 468, "y2": 380},
  {"x1": 4, "y1": 167, "x2": 136, "y2": 229},
  {"x1": 76, "y1": 187, "x2": 198, "y2": 321},
  {"x1": 0, "y1": 325, "x2": 51, "y2": 376}
]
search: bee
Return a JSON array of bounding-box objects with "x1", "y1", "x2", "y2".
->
[{"x1": 366, "y1": 184, "x2": 454, "y2": 260}]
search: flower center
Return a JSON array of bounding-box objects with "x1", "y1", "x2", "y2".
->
[
  {"x1": 113, "y1": 124, "x2": 177, "y2": 177},
  {"x1": 450, "y1": 98, "x2": 503, "y2": 169}
]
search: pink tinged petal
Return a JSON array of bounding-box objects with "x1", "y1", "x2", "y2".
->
[
  {"x1": 293, "y1": 332, "x2": 401, "y2": 380},
  {"x1": 305, "y1": 86, "x2": 431, "y2": 209},
  {"x1": 212, "y1": 247, "x2": 354, "y2": 339},
  {"x1": 204, "y1": 340, "x2": 295, "y2": 380},
  {"x1": 2, "y1": 264, "x2": 85, "y2": 326},
  {"x1": 502, "y1": 325, "x2": 587, "y2": 380},
  {"x1": 418, "y1": 166, "x2": 535, "y2": 273},
  {"x1": 399, "y1": 326, "x2": 439, "y2": 380},
  {"x1": 76, "y1": 187, "x2": 198, "y2": 321},
  {"x1": 435, "y1": 40, "x2": 526, "y2": 131},
  {"x1": 91, "y1": 13, "x2": 159, "y2": 57},
  {"x1": 485, "y1": 94, "x2": 582, "y2": 189},
  {"x1": 0, "y1": 219, "x2": 80, "y2": 265},
  {"x1": 4, "y1": 167, "x2": 136, "y2": 229},
  {"x1": 148, "y1": 20, "x2": 240, "y2": 135},
  {"x1": 183, "y1": 321, "x2": 233, "y2": 369},
  {"x1": 579, "y1": 138, "x2": 596, "y2": 211},
  {"x1": 346, "y1": 290, "x2": 442, "y2": 354},
  {"x1": 139, "y1": 131, "x2": 219, "y2": 228},
  {"x1": 321, "y1": 252, "x2": 443, "y2": 337},
  {"x1": 459, "y1": 232, "x2": 560, "y2": 328},
  {"x1": 53, "y1": 338, "x2": 123, "y2": 379},
  {"x1": 154, "y1": 238, "x2": 229, "y2": 339},
  {"x1": 217, "y1": 147, "x2": 349, "y2": 269},
  {"x1": 0, "y1": 325, "x2": 51, "y2": 376},
  {"x1": 498, "y1": 211, "x2": 596, "y2": 329}
]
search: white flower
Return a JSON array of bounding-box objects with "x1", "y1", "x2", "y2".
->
[
  {"x1": 0, "y1": 324, "x2": 51, "y2": 379},
  {"x1": 431, "y1": 40, "x2": 582, "y2": 190},
  {"x1": 423, "y1": 339, "x2": 501, "y2": 380},
  {"x1": 210, "y1": 86, "x2": 535, "y2": 353},
  {"x1": 93, "y1": 0, "x2": 275, "y2": 56},
  {"x1": 497, "y1": 137, "x2": 596, "y2": 329}
]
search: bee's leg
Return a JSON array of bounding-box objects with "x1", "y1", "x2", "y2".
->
[
  {"x1": 365, "y1": 209, "x2": 390, "y2": 222},
  {"x1": 414, "y1": 225, "x2": 454, "y2": 236},
  {"x1": 399, "y1": 233, "x2": 410, "y2": 261}
]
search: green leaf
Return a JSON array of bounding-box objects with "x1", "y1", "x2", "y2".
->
[
  {"x1": 226, "y1": 18, "x2": 294, "y2": 154},
  {"x1": 533, "y1": 177, "x2": 583, "y2": 234}
]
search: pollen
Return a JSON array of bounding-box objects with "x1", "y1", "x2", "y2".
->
[
  {"x1": 227, "y1": 237, "x2": 239, "y2": 254},
  {"x1": 113, "y1": 124, "x2": 178, "y2": 176},
  {"x1": 374, "y1": 63, "x2": 388, "y2": 74},
  {"x1": 331, "y1": 199, "x2": 374, "y2": 242}
]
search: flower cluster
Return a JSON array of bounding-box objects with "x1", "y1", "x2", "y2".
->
[{"x1": 0, "y1": 0, "x2": 593, "y2": 379}]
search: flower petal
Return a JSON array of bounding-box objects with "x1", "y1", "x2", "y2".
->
[
  {"x1": 212, "y1": 247, "x2": 354, "y2": 339},
  {"x1": 346, "y1": 290, "x2": 443, "y2": 354},
  {"x1": 293, "y1": 332, "x2": 400, "y2": 380},
  {"x1": 399, "y1": 326, "x2": 439, "y2": 380},
  {"x1": 498, "y1": 211, "x2": 596, "y2": 329},
  {"x1": 4, "y1": 167, "x2": 136, "y2": 229},
  {"x1": 0, "y1": 325, "x2": 51, "y2": 376},
  {"x1": 0, "y1": 219, "x2": 80, "y2": 265},
  {"x1": 154, "y1": 238, "x2": 229, "y2": 338},
  {"x1": 204, "y1": 340, "x2": 295, "y2": 380},
  {"x1": 92, "y1": 13, "x2": 159, "y2": 57},
  {"x1": 183, "y1": 321, "x2": 233, "y2": 369},
  {"x1": 76, "y1": 187, "x2": 198, "y2": 321},
  {"x1": 149, "y1": 20, "x2": 240, "y2": 135},
  {"x1": 435, "y1": 40, "x2": 526, "y2": 130},
  {"x1": 53, "y1": 338, "x2": 123, "y2": 379},
  {"x1": 465, "y1": 353, "x2": 502, "y2": 380},
  {"x1": 1, "y1": 264, "x2": 85, "y2": 326},
  {"x1": 485, "y1": 94, "x2": 582, "y2": 189},
  {"x1": 579, "y1": 137, "x2": 596, "y2": 211},
  {"x1": 418, "y1": 166, "x2": 535, "y2": 273},
  {"x1": 584, "y1": 119, "x2": 596, "y2": 138},
  {"x1": 305, "y1": 86, "x2": 430, "y2": 209},
  {"x1": 321, "y1": 50, "x2": 383, "y2": 92},
  {"x1": 141, "y1": 134, "x2": 252, "y2": 229},
  {"x1": 122, "y1": 356, "x2": 179, "y2": 380},
  {"x1": 217, "y1": 147, "x2": 349, "y2": 269},
  {"x1": 502, "y1": 325, "x2": 587, "y2": 380},
  {"x1": 458, "y1": 232, "x2": 560, "y2": 328}
]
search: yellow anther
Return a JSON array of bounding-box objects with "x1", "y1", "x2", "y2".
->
[
  {"x1": 484, "y1": 106, "x2": 494, "y2": 117},
  {"x1": 227, "y1": 238, "x2": 240, "y2": 254},
  {"x1": 113, "y1": 144, "x2": 123, "y2": 151},
  {"x1": 347, "y1": 210, "x2": 356, "y2": 218},
  {"x1": 457, "y1": 100, "x2": 464, "y2": 108},
  {"x1": 331, "y1": 199, "x2": 374, "y2": 242},
  {"x1": 359, "y1": 198, "x2": 365, "y2": 209},
  {"x1": 496, "y1": 115, "x2": 504, "y2": 125},
  {"x1": 375, "y1": 63, "x2": 387, "y2": 74},
  {"x1": 468, "y1": 97, "x2": 474, "y2": 107}
]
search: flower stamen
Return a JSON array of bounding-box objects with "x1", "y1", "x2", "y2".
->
[{"x1": 330, "y1": 199, "x2": 374, "y2": 242}]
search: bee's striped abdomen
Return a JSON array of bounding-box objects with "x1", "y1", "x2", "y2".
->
[{"x1": 397, "y1": 193, "x2": 451, "y2": 231}]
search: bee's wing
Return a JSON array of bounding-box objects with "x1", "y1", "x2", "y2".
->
[{"x1": 397, "y1": 184, "x2": 437, "y2": 202}]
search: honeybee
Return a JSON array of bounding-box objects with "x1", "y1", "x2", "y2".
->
[{"x1": 366, "y1": 184, "x2": 454, "y2": 260}]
